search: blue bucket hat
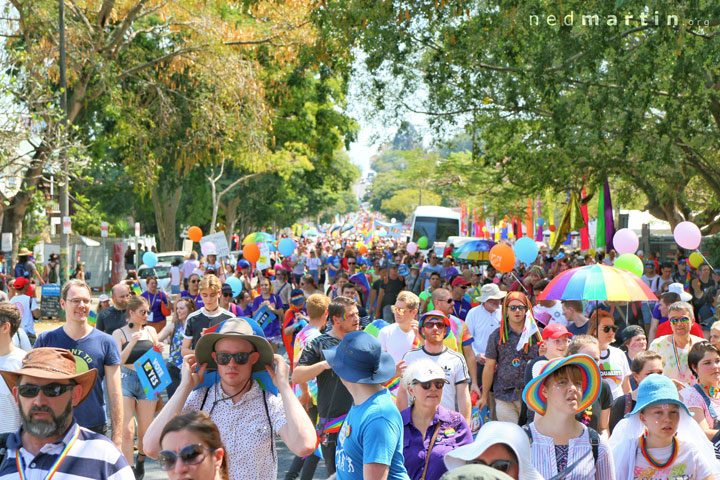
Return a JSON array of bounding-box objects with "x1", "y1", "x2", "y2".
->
[
  {"x1": 626, "y1": 373, "x2": 693, "y2": 417},
  {"x1": 323, "y1": 331, "x2": 396, "y2": 385}
]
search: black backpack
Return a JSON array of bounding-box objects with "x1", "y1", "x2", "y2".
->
[{"x1": 522, "y1": 424, "x2": 599, "y2": 463}]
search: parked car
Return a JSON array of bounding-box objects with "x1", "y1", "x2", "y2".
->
[
  {"x1": 137, "y1": 262, "x2": 172, "y2": 292},
  {"x1": 156, "y1": 251, "x2": 190, "y2": 266}
]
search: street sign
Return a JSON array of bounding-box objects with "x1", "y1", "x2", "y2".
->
[
  {"x1": 62, "y1": 216, "x2": 71, "y2": 234},
  {"x1": 199, "y1": 233, "x2": 230, "y2": 258},
  {"x1": 101, "y1": 221, "x2": 108, "y2": 238},
  {"x1": 134, "y1": 222, "x2": 140, "y2": 237},
  {"x1": 1, "y1": 233, "x2": 11, "y2": 252}
]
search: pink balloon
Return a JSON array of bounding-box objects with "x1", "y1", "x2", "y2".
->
[
  {"x1": 201, "y1": 241, "x2": 217, "y2": 256},
  {"x1": 613, "y1": 228, "x2": 639, "y2": 255},
  {"x1": 407, "y1": 242, "x2": 418, "y2": 255},
  {"x1": 674, "y1": 221, "x2": 702, "y2": 250}
]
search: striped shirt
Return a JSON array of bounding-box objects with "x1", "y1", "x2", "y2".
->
[
  {"x1": 527, "y1": 422, "x2": 615, "y2": 480},
  {"x1": 0, "y1": 422, "x2": 134, "y2": 480}
]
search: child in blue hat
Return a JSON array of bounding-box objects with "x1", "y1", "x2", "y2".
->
[{"x1": 609, "y1": 374, "x2": 720, "y2": 480}]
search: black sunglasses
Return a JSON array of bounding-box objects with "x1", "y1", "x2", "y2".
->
[
  {"x1": 222, "y1": 292, "x2": 233, "y2": 297},
  {"x1": 602, "y1": 325, "x2": 619, "y2": 333},
  {"x1": 190, "y1": 279, "x2": 199, "y2": 283},
  {"x1": 158, "y1": 443, "x2": 213, "y2": 471},
  {"x1": 214, "y1": 352, "x2": 251, "y2": 365},
  {"x1": 469, "y1": 459, "x2": 517, "y2": 473},
  {"x1": 17, "y1": 383, "x2": 75, "y2": 398},
  {"x1": 507, "y1": 305, "x2": 527, "y2": 312},
  {"x1": 414, "y1": 380, "x2": 445, "y2": 390},
  {"x1": 423, "y1": 321, "x2": 446, "y2": 330}
]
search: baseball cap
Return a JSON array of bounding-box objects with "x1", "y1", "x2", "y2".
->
[
  {"x1": 221, "y1": 283, "x2": 233, "y2": 296},
  {"x1": 541, "y1": 323, "x2": 573, "y2": 340},
  {"x1": 237, "y1": 259, "x2": 251, "y2": 269},
  {"x1": 13, "y1": 277, "x2": 29, "y2": 290},
  {"x1": 620, "y1": 325, "x2": 645, "y2": 345},
  {"x1": 451, "y1": 277, "x2": 470, "y2": 287},
  {"x1": 644, "y1": 261, "x2": 654, "y2": 268},
  {"x1": 410, "y1": 264, "x2": 420, "y2": 270}
]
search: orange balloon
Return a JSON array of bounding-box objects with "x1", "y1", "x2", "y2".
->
[
  {"x1": 188, "y1": 226, "x2": 203, "y2": 242},
  {"x1": 549, "y1": 225, "x2": 556, "y2": 232},
  {"x1": 489, "y1": 244, "x2": 516, "y2": 273},
  {"x1": 357, "y1": 243, "x2": 368, "y2": 255},
  {"x1": 243, "y1": 243, "x2": 260, "y2": 263}
]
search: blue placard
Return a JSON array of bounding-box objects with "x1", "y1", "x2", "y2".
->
[
  {"x1": 253, "y1": 304, "x2": 277, "y2": 328},
  {"x1": 134, "y1": 347, "x2": 171, "y2": 400},
  {"x1": 42, "y1": 285, "x2": 61, "y2": 296}
]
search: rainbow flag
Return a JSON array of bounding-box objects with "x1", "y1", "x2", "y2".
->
[
  {"x1": 131, "y1": 283, "x2": 142, "y2": 296},
  {"x1": 88, "y1": 310, "x2": 97, "y2": 327}
]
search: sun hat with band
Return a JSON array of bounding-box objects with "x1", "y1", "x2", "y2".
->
[
  {"x1": 477, "y1": 283, "x2": 507, "y2": 303},
  {"x1": 419, "y1": 310, "x2": 452, "y2": 339},
  {"x1": 195, "y1": 317, "x2": 274, "y2": 372},
  {"x1": 323, "y1": 331, "x2": 396, "y2": 385},
  {"x1": 521, "y1": 354, "x2": 602, "y2": 416},
  {"x1": 1, "y1": 348, "x2": 97, "y2": 404}
]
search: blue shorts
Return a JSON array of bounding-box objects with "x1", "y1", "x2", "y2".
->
[
  {"x1": 121, "y1": 366, "x2": 147, "y2": 401},
  {"x1": 171, "y1": 284, "x2": 181, "y2": 294}
]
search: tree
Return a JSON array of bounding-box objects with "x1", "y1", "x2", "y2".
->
[
  {"x1": 314, "y1": 1, "x2": 720, "y2": 229},
  {"x1": 382, "y1": 189, "x2": 441, "y2": 221}
]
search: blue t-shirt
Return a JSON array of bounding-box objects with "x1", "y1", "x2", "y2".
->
[
  {"x1": 335, "y1": 389, "x2": 409, "y2": 480},
  {"x1": 327, "y1": 255, "x2": 340, "y2": 278},
  {"x1": 34, "y1": 327, "x2": 121, "y2": 429},
  {"x1": 452, "y1": 298, "x2": 472, "y2": 320}
]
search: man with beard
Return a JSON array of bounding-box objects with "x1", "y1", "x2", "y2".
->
[
  {"x1": 0, "y1": 348, "x2": 133, "y2": 479},
  {"x1": 96, "y1": 283, "x2": 131, "y2": 335}
]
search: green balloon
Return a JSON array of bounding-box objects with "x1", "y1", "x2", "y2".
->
[
  {"x1": 614, "y1": 253, "x2": 643, "y2": 277},
  {"x1": 418, "y1": 236, "x2": 429, "y2": 249}
]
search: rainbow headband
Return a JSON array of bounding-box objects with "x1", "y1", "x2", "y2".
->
[{"x1": 522, "y1": 354, "x2": 602, "y2": 416}]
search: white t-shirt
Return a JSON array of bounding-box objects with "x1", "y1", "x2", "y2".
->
[
  {"x1": 377, "y1": 323, "x2": 417, "y2": 363},
  {"x1": 533, "y1": 301, "x2": 567, "y2": 327},
  {"x1": 170, "y1": 266, "x2": 181, "y2": 285},
  {"x1": 632, "y1": 438, "x2": 715, "y2": 479},
  {"x1": 599, "y1": 346, "x2": 631, "y2": 400},
  {"x1": 402, "y1": 346, "x2": 470, "y2": 412},
  {"x1": 0, "y1": 348, "x2": 26, "y2": 433},
  {"x1": 10, "y1": 294, "x2": 39, "y2": 335},
  {"x1": 465, "y1": 304, "x2": 501, "y2": 355},
  {"x1": 306, "y1": 257, "x2": 322, "y2": 271}
]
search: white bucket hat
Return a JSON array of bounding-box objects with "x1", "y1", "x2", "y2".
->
[
  {"x1": 478, "y1": 283, "x2": 508, "y2": 303},
  {"x1": 667, "y1": 282, "x2": 692, "y2": 302}
]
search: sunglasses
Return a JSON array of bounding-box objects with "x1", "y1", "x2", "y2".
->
[
  {"x1": 469, "y1": 459, "x2": 517, "y2": 473},
  {"x1": 423, "y1": 321, "x2": 446, "y2": 330},
  {"x1": 391, "y1": 306, "x2": 407, "y2": 315},
  {"x1": 190, "y1": 280, "x2": 199, "y2": 283},
  {"x1": 602, "y1": 325, "x2": 619, "y2": 333},
  {"x1": 414, "y1": 380, "x2": 446, "y2": 390},
  {"x1": 669, "y1": 316, "x2": 691, "y2": 324},
  {"x1": 457, "y1": 285, "x2": 468, "y2": 289},
  {"x1": 441, "y1": 298, "x2": 454, "y2": 304},
  {"x1": 17, "y1": 383, "x2": 75, "y2": 398},
  {"x1": 214, "y1": 352, "x2": 251, "y2": 365},
  {"x1": 507, "y1": 305, "x2": 527, "y2": 312},
  {"x1": 158, "y1": 443, "x2": 213, "y2": 471},
  {"x1": 222, "y1": 292, "x2": 233, "y2": 297},
  {"x1": 137, "y1": 309, "x2": 149, "y2": 315}
]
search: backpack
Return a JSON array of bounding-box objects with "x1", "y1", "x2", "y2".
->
[
  {"x1": 522, "y1": 424, "x2": 599, "y2": 463},
  {"x1": 14, "y1": 262, "x2": 28, "y2": 279}
]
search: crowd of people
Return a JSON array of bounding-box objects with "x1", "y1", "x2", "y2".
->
[{"x1": 1, "y1": 237, "x2": 720, "y2": 479}]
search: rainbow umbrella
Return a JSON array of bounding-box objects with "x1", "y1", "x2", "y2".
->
[
  {"x1": 537, "y1": 264, "x2": 657, "y2": 302},
  {"x1": 242, "y1": 232, "x2": 273, "y2": 245}
]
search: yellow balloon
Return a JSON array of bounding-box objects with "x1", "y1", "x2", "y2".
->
[
  {"x1": 689, "y1": 252, "x2": 704, "y2": 268},
  {"x1": 588, "y1": 249, "x2": 596, "y2": 257}
]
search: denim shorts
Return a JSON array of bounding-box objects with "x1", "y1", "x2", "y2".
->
[
  {"x1": 121, "y1": 366, "x2": 146, "y2": 400},
  {"x1": 171, "y1": 284, "x2": 181, "y2": 294}
]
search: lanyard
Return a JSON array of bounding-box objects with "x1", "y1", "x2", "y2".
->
[
  {"x1": 670, "y1": 336, "x2": 692, "y2": 376},
  {"x1": 16, "y1": 426, "x2": 80, "y2": 480}
]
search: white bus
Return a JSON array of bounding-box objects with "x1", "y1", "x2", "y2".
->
[{"x1": 410, "y1": 206, "x2": 461, "y2": 246}]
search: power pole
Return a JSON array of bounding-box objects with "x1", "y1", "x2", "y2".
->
[{"x1": 59, "y1": 0, "x2": 69, "y2": 283}]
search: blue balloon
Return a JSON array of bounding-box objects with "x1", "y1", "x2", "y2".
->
[
  {"x1": 226, "y1": 277, "x2": 243, "y2": 297},
  {"x1": 537, "y1": 218, "x2": 545, "y2": 226},
  {"x1": 278, "y1": 238, "x2": 295, "y2": 257},
  {"x1": 142, "y1": 251, "x2": 158, "y2": 268},
  {"x1": 513, "y1": 237, "x2": 539, "y2": 265}
]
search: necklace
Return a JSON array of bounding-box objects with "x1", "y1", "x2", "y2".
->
[
  {"x1": 639, "y1": 434, "x2": 678, "y2": 469},
  {"x1": 700, "y1": 383, "x2": 720, "y2": 398}
]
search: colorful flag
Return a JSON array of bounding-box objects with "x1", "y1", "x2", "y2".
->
[
  {"x1": 516, "y1": 310, "x2": 540, "y2": 352},
  {"x1": 88, "y1": 310, "x2": 97, "y2": 327},
  {"x1": 596, "y1": 179, "x2": 615, "y2": 251},
  {"x1": 535, "y1": 195, "x2": 544, "y2": 242},
  {"x1": 525, "y1": 199, "x2": 534, "y2": 239},
  {"x1": 131, "y1": 283, "x2": 142, "y2": 296},
  {"x1": 580, "y1": 178, "x2": 590, "y2": 250},
  {"x1": 349, "y1": 272, "x2": 371, "y2": 294}
]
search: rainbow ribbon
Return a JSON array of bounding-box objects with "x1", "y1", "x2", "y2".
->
[
  {"x1": 322, "y1": 415, "x2": 347, "y2": 434},
  {"x1": 16, "y1": 425, "x2": 80, "y2": 480}
]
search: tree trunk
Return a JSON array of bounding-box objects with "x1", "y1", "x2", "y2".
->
[
  {"x1": 222, "y1": 196, "x2": 241, "y2": 247},
  {"x1": 151, "y1": 183, "x2": 182, "y2": 251}
]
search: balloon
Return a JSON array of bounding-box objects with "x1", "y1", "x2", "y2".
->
[
  {"x1": 142, "y1": 251, "x2": 158, "y2": 268},
  {"x1": 357, "y1": 243, "x2": 368, "y2": 255},
  {"x1": 489, "y1": 244, "x2": 516, "y2": 273},
  {"x1": 513, "y1": 237, "x2": 539, "y2": 264},
  {"x1": 188, "y1": 226, "x2": 203, "y2": 243},
  {"x1": 549, "y1": 225, "x2": 556, "y2": 232},
  {"x1": 278, "y1": 238, "x2": 295, "y2": 257},
  {"x1": 418, "y1": 237, "x2": 429, "y2": 249},
  {"x1": 407, "y1": 242, "x2": 418, "y2": 255},
  {"x1": 201, "y1": 242, "x2": 217, "y2": 256},
  {"x1": 588, "y1": 248, "x2": 596, "y2": 257},
  {"x1": 537, "y1": 218, "x2": 545, "y2": 226},
  {"x1": 243, "y1": 243, "x2": 260, "y2": 263},
  {"x1": 225, "y1": 277, "x2": 243, "y2": 297},
  {"x1": 674, "y1": 221, "x2": 702, "y2": 250},
  {"x1": 614, "y1": 253, "x2": 643, "y2": 277},
  {"x1": 613, "y1": 228, "x2": 639, "y2": 255},
  {"x1": 689, "y1": 252, "x2": 704, "y2": 269}
]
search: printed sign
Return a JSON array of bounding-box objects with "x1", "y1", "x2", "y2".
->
[
  {"x1": 134, "y1": 222, "x2": 141, "y2": 237},
  {"x1": 199, "y1": 232, "x2": 230, "y2": 258},
  {"x1": 100, "y1": 222, "x2": 108, "y2": 238},
  {"x1": 256, "y1": 244, "x2": 271, "y2": 271},
  {"x1": 253, "y1": 304, "x2": 277, "y2": 329},
  {"x1": 62, "y1": 217, "x2": 72, "y2": 234},
  {"x1": 134, "y1": 347, "x2": 171, "y2": 400},
  {"x1": 40, "y1": 284, "x2": 62, "y2": 318},
  {"x1": 1, "y1": 233, "x2": 11, "y2": 252}
]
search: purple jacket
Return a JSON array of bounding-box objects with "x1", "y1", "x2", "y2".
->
[{"x1": 402, "y1": 405, "x2": 473, "y2": 480}]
